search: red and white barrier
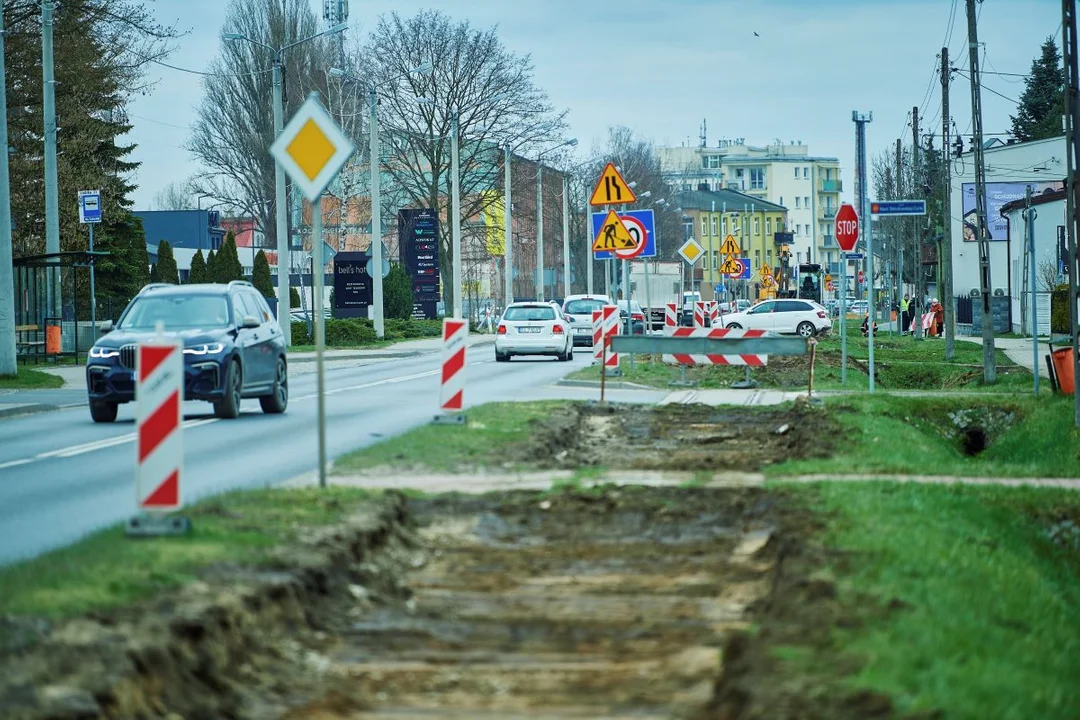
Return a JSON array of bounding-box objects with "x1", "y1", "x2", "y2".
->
[
  {"x1": 136, "y1": 339, "x2": 184, "y2": 511},
  {"x1": 664, "y1": 303, "x2": 678, "y2": 336},
  {"x1": 602, "y1": 305, "x2": 620, "y2": 370},
  {"x1": 440, "y1": 319, "x2": 468, "y2": 412},
  {"x1": 693, "y1": 301, "x2": 707, "y2": 328},
  {"x1": 592, "y1": 309, "x2": 605, "y2": 363},
  {"x1": 662, "y1": 327, "x2": 769, "y2": 367},
  {"x1": 708, "y1": 301, "x2": 720, "y2": 326}
]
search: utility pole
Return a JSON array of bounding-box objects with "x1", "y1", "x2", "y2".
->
[
  {"x1": 42, "y1": 0, "x2": 60, "y2": 316},
  {"x1": 503, "y1": 143, "x2": 513, "y2": 308},
  {"x1": 912, "y1": 105, "x2": 923, "y2": 339},
  {"x1": 0, "y1": 7, "x2": 16, "y2": 376},
  {"x1": 273, "y1": 54, "x2": 290, "y2": 344},
  {"x1": 896, "y1": 138, "x2": 904, "y2": 328},
  {"x1": 1024, "y1": 186, "x2": 1039, "y2": 396},
  {"x1": 1063, "y1": 0, "x2": 1080, "y2": 425},
  {"x1": 536, "y1": 161, "x2": 544, "y2": 301},
  {"x1": 562, "y1": 175, "x2": 571, "y2": 298},
  {"x1": 941, "y1": 47, "x2": 957, "y2": 359},
  {"x1": 966, "y1": 0, "x2": 997, "y2": 382},
  {"x1": 368, "y1": 85, "x2": 384, "y2": 338},
  {"x1": 854, "y1": 111, "x2": 875, "y2": 393}
]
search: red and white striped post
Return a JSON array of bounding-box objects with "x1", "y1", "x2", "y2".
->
[
  {"x1": 602, "y1": 304, "x2": 621, "y2": 373},
  {"x1": 664, "y1": 302, "x2": 678, "y2": 336},
  {"x1": 708, "y1": 301, "x2": 720, "y2": 327},
  {"x1": 592, "y1": 309, "x2": 605, "y2": 364},
  {"x1": 693, "y1": 301, "x2": 707, "y2": 328},
  {"x1": 435, "y1": 318, "x2": 468, "y2": 424}
]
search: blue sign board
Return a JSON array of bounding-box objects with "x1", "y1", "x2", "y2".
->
[
  {"x1": 870, "y1": 200, "x2": 926, "y2": 216},
  {"x1": 591, "y1": 209, "x2": 656, "y2": 259},
  {"x1": 78, "y1": 190, "x2": 101, "y2": 224},
  {"x1": 733, "y1": 257, "x2": 751, "y2": 280},
  {"x1": 843, "y1": 252, "x2": 865, "y2": 260}
]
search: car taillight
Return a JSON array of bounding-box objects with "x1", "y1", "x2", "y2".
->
[
  {"x1": 553, "y1": 324, "x2": 565, "y2": 334},
  {"x1": 817, "y1": 311, "x2": 826, "y2": 318},
  {"x1": 497, "y1": 324, "x2": 507, "y2": 335}
]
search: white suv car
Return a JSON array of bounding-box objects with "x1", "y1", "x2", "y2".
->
[
  {"x1": 721, "y1": 299, "x2": 832, "y2": 337},
  {"x1": 561, "y1": 294, "x2": 614, "y2": 347},
  {"x1": 495, "y1": 302, "x2": 574, "y2": 361}
]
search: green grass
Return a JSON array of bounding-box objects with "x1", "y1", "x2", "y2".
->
[
  {"x1": 782, "y1": 482, "x2": 1080, "y2": 719},
  {"x1": 0, "y1": 486, "x2": 377, "y2": 621},
  {"x1": 332, "y1": 401, "x2": 571, "y2": 474},
  {"x1": 289, "y1": 340, "x2": 395, "y2": 353},
  {"x1": 0, "y1": 368, "x2": 64, "y2": 389}
]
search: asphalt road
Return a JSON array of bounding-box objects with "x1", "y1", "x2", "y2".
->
[{"x1": 0, "y1": 346, "x2": 667, "y2": 566}]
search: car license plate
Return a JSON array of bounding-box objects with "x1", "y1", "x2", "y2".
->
[
  {"x1": 519, "y1": 326, "x2": 541, "y2": 334},
  {"x1": 575, "y1": 328, "x2": 590, "y2": 335}
]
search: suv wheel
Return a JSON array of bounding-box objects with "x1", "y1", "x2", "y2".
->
[
  {"x1": 89, "y1": 400, "x2": 118, "y2": 423},
  {"x1": 259, "y1": 357, "x2": 288, "y2": 414},
  {"x1": 213, "y1": 359, "x2": 242, "y2": 419},
  {"x1": 796, "y1": 321, "x2": 816, "y2": 338}
]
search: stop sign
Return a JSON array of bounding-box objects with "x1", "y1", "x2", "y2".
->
[{"x1": 835, "y1": 203, "x2": 859, "y2": 252}]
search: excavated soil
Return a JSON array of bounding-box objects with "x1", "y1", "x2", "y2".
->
[{"x1": 506, "y1": 401, "x2": 834, "y2": 473}]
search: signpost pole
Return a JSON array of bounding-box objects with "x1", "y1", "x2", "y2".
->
[
  {"x1": 89, "y1": 222, "x2": 96, "y2": 337},
  {"x1": 855, "y1": 111, "x2": 875, "y2": 394},
  {"x1": 313, "y1": 193, "x2": 327, "y2": 488},
  {"x1": 1025, "y1": 187, "x2": 1039, "y2": 396}
]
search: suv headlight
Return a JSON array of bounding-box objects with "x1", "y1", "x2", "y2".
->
[
  {"x1": 183, "y1": 342, "x2": 226, "y2": 356},
  {"x1": 89, "y1": 346, "x2": 119, "y2": 359}
]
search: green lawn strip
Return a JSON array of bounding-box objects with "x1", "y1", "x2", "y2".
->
[
  {"x1": 0, "y1": 486, "x2": 378, "y2": 621},
  {"x1": 777, "y1": 481, "x2": 1080, "y2": 719},
  {"x1": 332, "y1": 401, "x2": 571, "y2": 474},
  {"x1": 288, "y1": 339, "x2": 397, "y2": 353},
  {"x1": 769, "y1": 395, "x2": 1080, "y2": 479},
  {"x1": 0, "y1": 368, "x2": 64, "y2": 390}
]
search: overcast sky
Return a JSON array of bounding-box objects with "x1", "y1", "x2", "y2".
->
[{"x1": 123, "y1": 0, "x2": 1064, "y2": 209}]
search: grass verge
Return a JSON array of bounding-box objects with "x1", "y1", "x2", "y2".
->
[
  {"x1": 332, "y1": 400, "x2": 570, "y2": 474},
  {"x1": 770, "y1": 394, "x2": 1080, "y2": 478},
  {"x1": 0, "y1": 486, "x2": 377, "y2": 622},
  {"x1": 0, "y1": 368, "x2": 64, "y2": 390},
  {"x1": 776, "y1": 481, "x2": 1080, "y2": 719}
]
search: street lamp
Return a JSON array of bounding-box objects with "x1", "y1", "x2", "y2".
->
[
  {"x1": 329, "y1": 63, "x2": 431, "y2": 337},
  {"x1": 223, "y1": 21, "x2": 347, "y2": 346},
  {"x1": 534, "y1": 137, "x2": 577, "y2": 301}
]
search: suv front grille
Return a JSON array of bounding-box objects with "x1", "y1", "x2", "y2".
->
[{"x1": 119, "y1": 344, "x2": 137, "y2": 369}]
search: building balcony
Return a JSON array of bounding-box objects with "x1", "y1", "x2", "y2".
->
[
  {"x1": 821, "y1": 234, "x2": 838, "y2": 249},
  {"x1": 819, "y1": 206, "x2": 838, "y2": 221},
  {"x1": 819, "y1": 179, "x2": 842, "y2": 193}
]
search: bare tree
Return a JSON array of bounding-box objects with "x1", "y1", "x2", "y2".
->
[
  {"x1": 187, "y1": 0, "x2": 334, "y2": 251},
  {"x1": 152, "y1": 181, "x2": 198, "y2": 211},
  {"x1": 359, "y1": 10, "x2": 567, "y2": 315},
  {"x1": 1038, "y1": 256, "x2": 1062, "y2": 292}
]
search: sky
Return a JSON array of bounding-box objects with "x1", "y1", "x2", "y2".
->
[{"x1": 123, "y1": 0, "x2": 1066, "y2": 210}]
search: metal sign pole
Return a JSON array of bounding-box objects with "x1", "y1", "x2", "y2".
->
[
  {"x1": 88, "y1": 222, "x2": 96, "y2": 337},
  {"x1": 313, "y1": 193, "x2": 327, "y2": 488}
]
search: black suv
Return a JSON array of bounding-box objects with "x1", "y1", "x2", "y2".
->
[{"x1": 86, "y1": 282, "x2": 288, "y2": 423}]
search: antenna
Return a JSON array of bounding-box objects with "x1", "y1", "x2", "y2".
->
[{"x1": 700, "y1": 118, "x2": 707, "y2": 148}]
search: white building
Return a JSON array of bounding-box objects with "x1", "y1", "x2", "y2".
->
[
  {"x1": 999, "y1": 188, "x2": 1067, "y2": 336},
  {"x1": 657, "y1": 137, "x2": 843, "y2": 270},
  {"x1": 949, "y1": 135, "x2": 1066, "y2": 300}
]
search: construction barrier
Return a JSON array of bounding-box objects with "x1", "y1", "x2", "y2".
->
[
  {"x1": 592, "y1": 309, "x2": 605, "y2": 363},
  {"x1": 708, "y1": 301, "x2": 720, "y2": 327},
  {"x1": 136, "y1": 339, "x2": 184, "y2": 511},
  {"x1": 693, "y1": 301, "x2": 707, "y2": 328},
  {"x1": 602, "y1": 305, "x2": 620, "y2": 370},
  {"x1": 440, "y1": 318, "x2": 468, "y2": 412},
  {"x1": 664, "y1": 303, "x2": 678, "y2": 336},
  {"x1": 661, "y1": 327, "x2": 769, "y2": 367}
]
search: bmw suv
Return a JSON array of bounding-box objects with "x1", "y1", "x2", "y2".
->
[{"x1": 86, "y1": 281, "x2": 288, "y2": 423}]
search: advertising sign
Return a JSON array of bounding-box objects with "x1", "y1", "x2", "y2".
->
[
  {"x1": 398, "y1": 208, "x2": 441, "y2": 319},
  {"x1": 332, "y1": 252, "x2": 372, "y2": 319},
  {"x1": 961, "y1": 181, "x2": 1063, "y2": 242}
]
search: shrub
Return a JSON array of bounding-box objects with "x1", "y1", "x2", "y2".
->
[
  {"x1": 1051, "y1": 284, "x2": 1070, "y2": 334},
  {"x1": 324, "y1": 318, "x2": 377, "y2": 346},
  {"x1": 291, "y1": 320, "x2": 311, "y2": 345}
]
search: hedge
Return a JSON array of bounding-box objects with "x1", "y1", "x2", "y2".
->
[{"x1": 289, "y1": 317, "x2": 443, "y2": 347}]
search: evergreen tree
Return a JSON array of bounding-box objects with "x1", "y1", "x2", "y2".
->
[
  {"x1": 216, "y1": 232, "x2": 244, "y2": 282},
  {"x1": 189, "y1": 249, "x2": 208, "y2": 283},
  {"x1": 251, "y1": 249, "x2": 275, "y2": 297},
  {"x1": 155, "y1": 240, "x2": 180, "y2": 284},
  {"x1": 290, "y1": 286, "x2": 301, "y2": 309},
  {"x1": 1010, "y1": 37, "x2": 1066, "y2": 143},
  {"x1": 384, "y1": 263, "x2": 415, "y2": 320},
  {"x1": 206, "y1": 248, "x2": 219, "y2": 283},
  {"x1": 149, "y1": 262, "x2": 160, "y2": 283}
]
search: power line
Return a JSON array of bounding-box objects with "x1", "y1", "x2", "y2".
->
[
  {"x1": 128, "y1": 113, "x2": 190, "y2": 130},
  {"x1": 951, "y1": 68, "x2": 1020, "y2": 104},
  {"x1": 148, "y1": 58, "x2": 273, "y2": 78}
]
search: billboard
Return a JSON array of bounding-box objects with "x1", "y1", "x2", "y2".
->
[
  {"x1": 961, "y1": 181, "x2": 1063, "y2": 242},
  {"x1": 398, "y1": 208, "x2": 441, "y2": 319},
  {"x1": 480, "y1": 190, "x2": 505, "y2": 256},
  {"x1": 333, "y1": 252, "x2": 373, "y2": 319}
]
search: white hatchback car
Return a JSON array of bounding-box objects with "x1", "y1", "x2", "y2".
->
[
  {"x1": 561, "y1": 294, "x2": 614, "y2": 347},
  {"x1": 721, "y1": 298, "x2": 832, "y2": 337},
  {"x1": 495, "y1": 302, "x2": 574, "y2": 361}
]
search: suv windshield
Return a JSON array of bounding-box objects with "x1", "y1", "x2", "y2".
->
[
  {"x1": 119, "y1": 295, "x2": 231, "y2": 330},
  {"x1": 564, "y1": 299, "x2": 606, "y2": 315},
  {"x1": 504, "y1": 306, "x2": 556, "y2": 322}
]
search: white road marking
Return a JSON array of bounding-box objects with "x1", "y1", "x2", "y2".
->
[{"x1": 0, "y1": 458, "x2": 33, "y2": 471}]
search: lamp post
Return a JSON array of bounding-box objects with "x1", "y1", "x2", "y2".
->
[
  {"x1": 329, "y1": 63, "x2": 430, "y2": 337},
  {"x1": 533, "y1": 138, "x2": 577, "y2": 301},
  {"x1": 224, "y1": 22, "x2": 347, "y2": 346},
  {"x1": 504, "y1": 142, "x2": 513, "y2": 309}
]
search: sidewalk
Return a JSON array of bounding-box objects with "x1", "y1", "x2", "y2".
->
[{"x1": 954, "y1": 335, "x2": 1052, "y2": 378}]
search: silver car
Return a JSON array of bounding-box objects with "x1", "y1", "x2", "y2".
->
[
  {"x1": 561, "y1": 294, "x2": 614, "y2": 346},
  {"x1": 495, "y1": 302, "x2": 574, "y2": 362}
]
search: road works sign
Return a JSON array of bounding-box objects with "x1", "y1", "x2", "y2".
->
[
  {"x1": 270, "y1": 93, "x2": 354, "y2": 201},
  {"x1": 678, "y1": 237, "x2": 704, "y2": 264},
  {"x1": 719, "y1": 235, "x2": 741, "y2": 255},
  {"x1": 719, "y1": 256, "x2": 743, "y2": 275},
  {"x1": 592, "y1": 209, "x2": 638, "y2": 253},
  {"x1": 589, "y1": 163, "x2": 637, "y2": 206},
  {"x1": 835, "y1": 203, "x2": 859, "y2": 252},
  {"x1": 591, "y1": 209, "x2": 655, "y2": 259}
]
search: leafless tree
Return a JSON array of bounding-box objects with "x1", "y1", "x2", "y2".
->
[
  {"x1": 152, "y1": 181, "x2": 198, "y2": 211},
  {"x1": 358, "y1": 10, "x2": 568, "y2": 315},
  {"x1": 187, "y1": 0, "x2": 334, "y2": 251},
  {"x1": 1038, "y1": 256, "x2": 1062, "y2": 292}
]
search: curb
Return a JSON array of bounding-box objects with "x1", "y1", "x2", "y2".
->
[
  {"x1": 287, "y1": 350, "x2": 424, "y2": 363},
  {"x1": 555, "y1": 379, "x2": 656, "y2": 391},
  {"x1": 0, "y1": 403, "x2": 60, "y2": 420}
]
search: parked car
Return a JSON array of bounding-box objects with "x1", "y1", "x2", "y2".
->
[
  {"x1": 561, "y1": 294, "x2": 614, "y2": 346},
  {"x1": 616, "y1": 299, "x2": 646, "y2": 335},
  {"x1": 720, "y1": 299, "x2": 750, "y2": 315},
  {"x1": 86, "y1": 281, "x2": 288, "y2": 423},
  {"x1": 849, "y1": 300, "x2": 868, "y2": 316},
  {"x1": 721, "y1": 298, "x2": 832, "y2": 337},
  {"x1": 495, "y1": 302, "x2": 574, "y2": 361}
]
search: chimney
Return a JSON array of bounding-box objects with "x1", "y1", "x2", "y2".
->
[{"x1": 697, "y1": 182, "x2": 709, "y2": 192}]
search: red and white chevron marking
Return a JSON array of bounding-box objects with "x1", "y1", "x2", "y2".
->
[
  {"x1": 136, "y1": 340, "x2": 184, "y2": 511},
  {"x1": 602, "y1": 305, "x2": 620, "y2": 369},
  {"x1": 664, "y1": 302, "x2": 678, "y2": 336},
  {"x1": 693, "y1": 301, "x2": 707, "y2": 328},
  {"x1": 592, "y1": 309, "x2": 604, "y2": 362},
  {"x1": 708, "y1": 301, "x2": 720, "y2": 326},
  {"x1": 440, "y1": 319, "x2": 468, "y2": 412},
  {"x1": 661, "y1": 327, "x2": 770, "y2": 367}
]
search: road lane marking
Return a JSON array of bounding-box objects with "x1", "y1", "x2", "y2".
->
[
  {"x1": 0, "y1": 458, "x2": 33, "y2": 471},
  {"x1": 292, "y1": 360, "x2": 494, "y2": 402}
]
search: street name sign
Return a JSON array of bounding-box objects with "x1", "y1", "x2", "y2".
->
[{"x1": 870, "y1": 200, "x2": 926, "y2": 216}]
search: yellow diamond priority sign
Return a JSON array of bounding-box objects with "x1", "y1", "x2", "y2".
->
[
  {"x1": 678, "y1": 237, "x2": 704, "y2": 265},
  {"x1": 270, "y1": 92, "x2": 354, "y2": 201}
]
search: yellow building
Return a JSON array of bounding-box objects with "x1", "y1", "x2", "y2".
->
[{"x1": 672, "y1": 185, "x2": 788, "y2": 299}]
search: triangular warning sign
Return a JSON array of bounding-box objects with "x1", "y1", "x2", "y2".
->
[
  {"x1": 592, "y1": 210, "x2": 638, "y2": 252},
  {"x1": 719, "y1": 235, "x2": 740, "y2": 255},
  {"x1": 719, "y1": 257, "x2": 742, "y2": 275},
  {"x1": 589, "y1": 163, "x2": 637, "y2": 206}
]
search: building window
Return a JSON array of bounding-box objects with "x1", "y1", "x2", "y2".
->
[
  {"x1": 701, "y1": 216, "x2": 707, "y2": 237},
  {"x1": 731, "y1": 215, "x2": 740, "y2": 234},
  {"x1": 767, "y1": 250, "x2": 773, "y2": 264},
  {"x1": 793, "y1": 225, "x2": 799, "y2": 235},
  {"x1": 795, "y1": 197, "x2": 801, "y2": 208},
  {"x1": 753, "y1": 217, "x2": 760, "y2": 235},
  {"x1": 803, "y1": 167, "x2": 809, "y2": 178},
  {"x1": 703, "y1": 155, "x2": 721, "y2": 169},
  {"x1": 721, "y1": 216, "x2": 728, "y2": 235},
  {"x1": 766, "y1": 218, "x2": 772, "y2": 236},
  {"x1": 750, "y1": 167, "x2": 765, "y2": 190},
  {"x1": 794, "y1": 166, "x2": 799, "y2": 179},
  {"x1": 804, "y1": 196, "x2": 810, "y2": 208},
  {"x1": 805, "y1": 224, "x2": 810, "y2": 235},
  {"x1": 710, "y1": 215, "x2": 718, "y2": 236},
  {"x1": 712, "y1": 250, "x2": 720, "y2": 270}
]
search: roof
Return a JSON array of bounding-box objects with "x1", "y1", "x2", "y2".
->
[
  {"x1": 139, "y1": 282, "x2": 250, "y2": 296},
  {"x1": 672, "y1": 187, "x2": 787, "y2": 213},
  {"x1": 998, "y1": 186, "x2": 1067, "y2": 217}
]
